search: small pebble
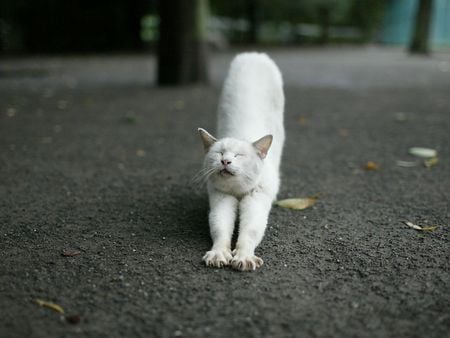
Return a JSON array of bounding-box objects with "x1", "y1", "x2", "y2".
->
[{"x1": 66, "y1": 314, "x2": 81, "y2": 324}]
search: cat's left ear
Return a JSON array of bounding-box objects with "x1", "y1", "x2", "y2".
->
[
  {"x1": 198, "y1": 128, "x2": 217, "y2": 152},
  {"x1": 253, "y1": 135, "x2": 273, "y2": 159}
]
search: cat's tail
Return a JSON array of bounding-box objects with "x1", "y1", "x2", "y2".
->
[
  {"x1": 227, "y1": 52, "x2": 284, "y2": 113},
  {"x1": 230, "y1": 52, "x2": 283, "y2": 88}
]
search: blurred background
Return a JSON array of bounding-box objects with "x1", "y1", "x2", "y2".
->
[
  {"x1": 2, "y1": 0, "x2": 450, "y2": 52},
  {"x1": 1, "y1": 0, "x2": 449, "y2": 84}
]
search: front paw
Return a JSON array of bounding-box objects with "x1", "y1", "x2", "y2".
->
[
  {"x1": 231, "y1": 250, "x2": 264, "y2": 271},
  {"x1": 203, "y1": 249, "x2": 232, "y2": 268}
]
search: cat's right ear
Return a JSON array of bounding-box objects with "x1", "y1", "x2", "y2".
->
[
  {"x1": 253, "y1": 134, "x2": 273, "y2": 159},
  {"x1": 198, "y1": 128, "x2": 217, "y2": 152}
]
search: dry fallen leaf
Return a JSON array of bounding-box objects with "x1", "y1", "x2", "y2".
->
[
  {"x1": 7, "y1": 108, "x2": 17, "y2": 117},
  {"x1": 421, "y1": 226, "x2": 438, "y2": 231},
  {"x1": 173, "y1": 100, "x2": 185, "y2": 110},
  {"x1": 409, "y1": 147, "x2": 437, "y2": 159},
  {"x1": 35, "y1": 299, "x2": 65, "y2": 314},
  {"x1": 136, "y1": 149, "x2": 146, "y2": 157},
  {"x1": 297, "y1": 116, "x2": 308, "y2": 126},
  {"x1": 363, "y1": 161, "x2": 380, "y2": 171},
  {"x1": 275, "y1": 197, "x2": 317, "y2": 210},
  {"x1": 404, "y1": 221, "x2": 438, "y2": 232},
  {"x1": 404, "y1": 221, "x2": 421, "y2": 230},
  {"x1": 396, "y1": 160, "x2": 418, "y2": 168},
  {"x1": 424, "y1": 157, "x2": 438, "y2": 168},
  {"x1": 338, "y1": 128, "x2": 349, "y2": 137},
  {"x1": 62, "y1": 249, "x2": 81, "y2": 257},
  {"x1": 394, "y1": 112, "x2": 408, "y2": 122}
]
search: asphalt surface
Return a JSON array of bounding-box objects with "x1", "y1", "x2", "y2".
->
[{"x1": 1, "y1": 47, "x2": 449, "y2": 338}]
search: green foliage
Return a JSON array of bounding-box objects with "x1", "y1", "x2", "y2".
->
[
  {"x1": 349, "y1": 0, "x2": 387, "y2": 41},
  {"x1": 209, "y1": 0, "x2": 387, "y2": 43},
  {"x1": 141, "y1": 16, "x2": 159, "y2": 42},
  {"x1": 298, "y1": 0, "x2": 352, "y2": 24},
  {"x1": 211, "y1": 0, "x2": 354, "y2": 24}
]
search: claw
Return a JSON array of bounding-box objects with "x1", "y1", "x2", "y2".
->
[
  {"x1": 202, "y1": 249, "x2": 232, "y2": 268},
  {"x1": 231, "y1": 253, "x2": 264, "y2": 272}
]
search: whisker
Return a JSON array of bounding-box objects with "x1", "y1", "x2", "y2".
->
[
  {"x1": 192, "y1": 167, "x2": 213, "y2": 181},
  {"x1": 202, "y1": 167, "x2": 217, "y2": 183},
  {"x1": 191, "y1": 166, "x2": 216, "y2": 185}
]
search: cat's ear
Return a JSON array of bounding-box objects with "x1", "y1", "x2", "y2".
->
[
  {"x1": 253, "y1": 134, "x2": 273, "y2": 159},
  {"x1": 198, "y1": 128, "x2": 217, "y2": 152}
]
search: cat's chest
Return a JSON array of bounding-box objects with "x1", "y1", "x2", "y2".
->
[{"x1": 210, "y1": 177, "x2": 254, "y2": 198}]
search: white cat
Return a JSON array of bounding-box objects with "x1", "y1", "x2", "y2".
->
[{"x1": 197, "y1": 52, "x2": 285, "y2": 271}]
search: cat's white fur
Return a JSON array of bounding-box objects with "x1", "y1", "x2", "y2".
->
[{"x1": 198, "y1": 52, "x2": 284, "y2": 271}]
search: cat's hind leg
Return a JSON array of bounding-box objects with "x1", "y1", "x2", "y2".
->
[
  {"x1": 232, "y1": 192, "x2": 272, "y2": 271},
  {"x1": 203, "y1": 190, "x2": 238, "y2": 268}
]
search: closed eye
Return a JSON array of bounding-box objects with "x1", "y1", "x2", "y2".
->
[
  {"x1": 216, "y1": 151, "x2": 223, "y2": 155},
  {"x1": 235, "y1": 154, "x2": 244, "y2": 157}
]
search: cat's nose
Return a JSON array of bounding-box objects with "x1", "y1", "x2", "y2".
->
[{"x1": 221, "y1": 159, "x2": 232, "y2": 166}]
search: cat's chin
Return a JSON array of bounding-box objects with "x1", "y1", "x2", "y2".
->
[{"x1": 219, "y1": 168, "x2": 235, "y2": 177}]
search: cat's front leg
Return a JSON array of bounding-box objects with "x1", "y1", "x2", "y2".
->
[
  {"x1": 232, "y1": 192, "x2": 272, "y2": 271},
  {"x1": 203, "y1": 189, "x2": 238, "y2": 268}
]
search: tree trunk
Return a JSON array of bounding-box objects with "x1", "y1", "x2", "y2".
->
[
  {"x1": 409, "y1": 0, "x2": 433, "y2": 54},
  {"x1": 127, "y1": 0, "x2": 146, "y2": 50},
  {"x1": 157, "y1": 0, "x2": 209, "y2": 85},
  {"x1": 246, "y1": 0, "x2": 260, "y2": 44},
  {"x1": 318, "y1": 5, "x2": 330, "y2": 45}
]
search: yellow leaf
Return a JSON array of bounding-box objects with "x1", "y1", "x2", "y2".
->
[
  {"x1": 136, "y1": 149, "x2": 146, "y2": 157},
  {"x1": 297, "y1": 116, "x2": 308, "y2": 126},
  {"x1": 35, "y1": 299, "x2": 65, "y2": 314},
  {"x1": 424, "y1": 157, "x2": 438, "y2": 168},
  {"x1": 275, "y1": 197, "x2": 317, "y2": 210},
  {"x1": 404, "y1": 221, "x2": 438, "y2": 232},
  {"x1": 421, "y1": 226, "x2": 438, "y2": 231},
  {"x1": 338, "y1": 128, "x2": 349, "y2": 137},
  {"x1": 363, "y1": 161, "x2": 380, "y2": 171}
]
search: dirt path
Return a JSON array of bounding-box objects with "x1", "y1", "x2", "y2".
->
[{"x1": 1, "y1": 48, "x2": 449, "y2": 338}]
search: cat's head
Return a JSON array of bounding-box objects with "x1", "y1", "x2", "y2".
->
[{"x1": 197, "y1": 128, "x2": 272, "y2": 195}]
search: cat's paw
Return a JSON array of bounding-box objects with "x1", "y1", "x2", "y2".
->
[
  {"x1": 231, "y1": 251, "x2": 264, "y2": 271},
  {"x1": 203, "y1": 249, "x2": 232, "y2": 268}
]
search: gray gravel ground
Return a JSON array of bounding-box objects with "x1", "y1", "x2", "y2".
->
[{"x1": 1, "y1": 47, "x2": 449, "y2": 338}]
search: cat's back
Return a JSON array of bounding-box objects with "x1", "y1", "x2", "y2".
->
[{"x1": 217, "y1": 52, "x2": 284, "y2": 142}]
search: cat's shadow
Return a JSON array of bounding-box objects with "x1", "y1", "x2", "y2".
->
[
  {"x1": 126, "y1": 186, "x2": 211, "y2": 247},
  {"x1": 168, "y1": 190, "x2": 211, "y2": 245}
]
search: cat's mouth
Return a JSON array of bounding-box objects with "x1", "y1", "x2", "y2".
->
[{"x1": 219, "y1": 168, "x2": 234, "y2": 176}]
